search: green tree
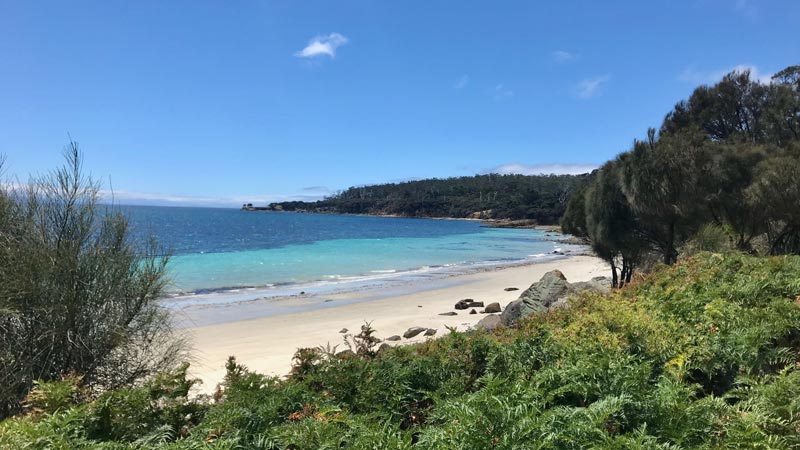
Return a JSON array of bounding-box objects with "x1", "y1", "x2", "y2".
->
[
  {"x1": 620, "y1": 128, "x2": 711, "y2": 264},
  {"x1": 661, "y1": 69, "x2": 769, "y2": 143},
  {"x1": 746, "y1": 147, "x2": 800, "y2": 255},
  {"x1": 583, "y1": 159, "x2": 644, "y2": 287},
  {"x1": 0, "y1": 142, "x2": 184, "y2": 419},
  {"x1": 704, "y1": 142, "x2": 767, "y2": 251}
]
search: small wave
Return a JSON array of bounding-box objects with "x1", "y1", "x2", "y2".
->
[{"x1": 370, "y1": 269, "x2": 397, "y2": 274}]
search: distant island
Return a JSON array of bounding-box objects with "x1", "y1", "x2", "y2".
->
[{"x1": 243, "y1": 173, "x2": 591, "y2": 225}]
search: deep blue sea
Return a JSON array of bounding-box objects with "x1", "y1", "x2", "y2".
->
[{"x1": 121, "y1": 206, "x2": 575, "y2": 303}]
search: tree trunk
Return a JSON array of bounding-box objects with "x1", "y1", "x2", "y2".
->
[{"x1": 610, "y1": 259, "x2": 618, "y2": 289}]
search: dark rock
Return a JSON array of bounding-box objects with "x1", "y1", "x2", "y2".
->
[
  {"x1": 469, "y1": 309, "x2": 477, "y2": 315},
  {"x1": 475, "y1": 314, "x2": 502, "y2": 331},
  {"x1": 500, "y1": 270, "x2": 569, "y2": 326},
  {"x1": 403, "y1": 327, "x2": 427, "y2": 339},
  {"x1": 386, "y1": 335, "x2": 402, "y2": 341},
  {"x1": 377, "y1": 343, "x2": 392, "y2": 354},
  {"x1": 424, "y1": 328, "x2": 437, "y2": 336},
  {"x1": 299, "y1": 291, "x2": 305, "y2": 295},
  {"x1": 454, "y1": 299, "x2": 474, "y2": 310},
  {"x1": 339, "y1": 328, "x2": 348, "y2": 334},
  {"x1": 455, "y1": 299, "x2": 484, "y2": 309},
  {"x1": 324, "y1": 299, "x2": 333, "y2": 303},
  {"x1": 484, "y1": 302, "x2": 501, "y2": 313},
  {"x1": 438, "y1": 312, "x2": 458, "y2": 316},
  {"x1": 504, "y1": 287, "x2": 519, "y2": 291}
]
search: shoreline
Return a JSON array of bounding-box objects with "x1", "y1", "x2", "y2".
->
[
  {"x1": 182, "y1": 254, "x2": 609, "y2": 392},
  {"x1": 240, "y1": 208, "x2": 562, "y2": 230},
  {"x1": 168, "y1": 251, "x2": 585, "y2": 328}
]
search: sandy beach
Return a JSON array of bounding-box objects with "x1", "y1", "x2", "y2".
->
[{"x1": 179, "y1": 255, "x2": 608, "y2": 392}]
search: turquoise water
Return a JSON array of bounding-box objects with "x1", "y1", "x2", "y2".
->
[{"x1": 122, "y1": 206, "x2": 575, "y2": 302}]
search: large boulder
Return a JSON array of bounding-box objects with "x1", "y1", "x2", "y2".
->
[
  {"x1": 501, "y1": 270, "x2": 570, "y2": 326},
  {"x1": 484, "y1": 302, "x2": 501, "y2": 313},
  {"x1": 475, "y1": 314, "x2": 502, "y2": 331},
  {"x1": 500, "y1": 272, "x2": 613, "y2": 326},
  {"x1": 570, "y1": 276, "x2": 612, "y2": 294}
]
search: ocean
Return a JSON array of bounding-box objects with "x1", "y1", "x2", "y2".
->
[{"x1": 121, "y1": 206, "x2": 579, "y2": 307}]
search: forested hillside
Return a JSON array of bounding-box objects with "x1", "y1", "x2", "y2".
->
[{"x1": 266, "y1": 173, "x2": 591, "y2": 225}]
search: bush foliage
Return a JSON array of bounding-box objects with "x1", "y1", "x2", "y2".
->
[
  {"x1": 2, "y1": 252, "x2": 799, "y2": 448},
  {"x1": 0, "y1": 144, "x2": 183, "y2": 419}
]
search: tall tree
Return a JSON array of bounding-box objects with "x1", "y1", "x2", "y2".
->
[
  {"x1": 746, "y1": 145, "x2": 800, "y2": 255},
  {"x1": 661, "y1": 70, "x2": 769, "y2": 143},
  {"x1": 584, "y1": 159, "x2": 643, "y2": 286},
  {"x1": 704, "y1": 142, "x2": 767, "y2": 251},
  {"x1": 620, "y1": 128, "x2": 711, "y2": 264}
]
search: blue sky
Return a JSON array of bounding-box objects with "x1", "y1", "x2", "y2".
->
[{"x1": 1, "y1": 0, "x2": 798, "y2": 207}]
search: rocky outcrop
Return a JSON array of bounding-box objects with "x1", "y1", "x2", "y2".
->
[
  {"x1": 424, "y1": 328, "x2": 437, "y2": 336},
  {"x1": 386, "y1": 335, "x2": 402, "y2": 341},
  {"x1": 500, "y1": 271, "x2": 611, "y2": 326},
  {"x1": 403, "y1": 327, "x2": 427, "y2": 339}
]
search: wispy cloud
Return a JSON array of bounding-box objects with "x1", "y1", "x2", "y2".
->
[
  {"x1": 453, "y1": 75, "x2": 469, "y2": 89},
  {"x1": 575, "y1": 75, "x2": 610, "y2": 99},
  {"x1": 678, "y1": 64, "x2": 772, "y2": 85},
  {"x1": 294, "y1": 33, "x2": 348, "y2": 59},
  {"x1": 488, "y1": 163, "x2": 598, "y2": 176},
  {"x1": 552, "y1": 50, "x2": 577, "y2": 63},
  {"x1": 492, "y1": 84, "x2": 513, "y2": 101}
]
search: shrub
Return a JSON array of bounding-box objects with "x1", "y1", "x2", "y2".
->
[{"x1": 0, "y1": 143, "x2": 184, "y2": 419}]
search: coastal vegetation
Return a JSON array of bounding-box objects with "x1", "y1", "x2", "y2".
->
[
  {"x1": 1, "y1": 252, "x2": 799, "y2": 448},
  {"x1": 562, "y1": 65, "x2": 800, "y2": 286},
  {"x1": 0, "y1": 145, "x2": 183, "y2": 420},
  {"x1": 266, "y1": 173, "x2": 590, "y2": 225},
  {"x1": 2, "y1": 65, "x2": 799, "y2": 449}
]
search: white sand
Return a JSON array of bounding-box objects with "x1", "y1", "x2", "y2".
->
[{"x1": 181, "y1": 255, "x2": 608, "y2": 392}]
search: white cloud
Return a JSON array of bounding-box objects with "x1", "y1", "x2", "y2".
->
[
  {"x1": 488, "y1": 163, "x2": 598, "y2": 176},
  {"x1": 294, "y1": 33, "x2": 348, "y2": 59},
  {"x1": 453, "y1": 75, "x2": 469, "y2": 89},
  {"x1": 552, "y1": 50, "x2": 576, "y2": 63},
  {"x1": 492, "y1": 84, "x2": 513, "y2": 101},
  {"x1": 575, "y1": 75, "x2": 610, "y2": 99},
  {"x1": 678, "y1": 64, "x2": 772, "y2": 85}
]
